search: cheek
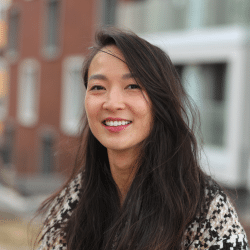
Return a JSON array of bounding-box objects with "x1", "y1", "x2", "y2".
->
[
  {"x1": 132, "y1": 99, "x2": 152, "y2": 122},
  {"x1": 84, "y1": 97, "x2": 90, "y2": 118},
  {"x1": 85, "y1": 96, "x2": 97, "y2": 122},
  {"x1": 140, "y1": 104, "x2": 153, "y2": 131},
  {"x1": 142, "y1": 113, "x2": 153, "y2": 132}
]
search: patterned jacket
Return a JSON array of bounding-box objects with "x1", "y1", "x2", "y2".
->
[{"x1": 37, "y1": 173, "x2": 249, "y2": 250}]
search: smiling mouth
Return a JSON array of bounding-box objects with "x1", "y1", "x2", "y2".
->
[{"x1": 103, "y1": 120, "x2": 132, "y2": 127}]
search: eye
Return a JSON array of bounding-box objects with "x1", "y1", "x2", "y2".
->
[
  {"x1": 90, "y1": 85, "x2": 105, "y2": 91},
  {"x1": 127, "y1": 84, "x2": 141, "y2": 90}
]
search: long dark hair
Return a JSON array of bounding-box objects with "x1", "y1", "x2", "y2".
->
[{"x1": 36, "y1": 27, "x2": 209, "y2": 250}]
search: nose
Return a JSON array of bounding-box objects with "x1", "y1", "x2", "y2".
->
[{"x1": 102, "y1": 87, "x2": 125, "y2": 111}]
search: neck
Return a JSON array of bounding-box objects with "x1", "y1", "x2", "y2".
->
[{"x1": 107, "y1": 148, "x2": 139, "y2": 204}]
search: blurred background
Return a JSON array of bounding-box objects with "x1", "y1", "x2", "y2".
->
[{"x1": 0, "y1": 0, "x2": 250, "y2": 249}]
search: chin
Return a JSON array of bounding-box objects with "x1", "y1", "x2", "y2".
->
[
  {"x1": 104, "y1": 143, "x2": 132, "y2": 152},
  {"x1": 106, "y1": 145, "x2": 129, "y2": 152}
]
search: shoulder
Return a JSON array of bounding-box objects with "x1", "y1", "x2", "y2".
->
[
  {"x1": 47, "y1": 172, "x2": 82, "y2": 223},
  {"x1": 184, "y1": 183, "x2": 249, "y2": 250},
  {"x1": 37, "y1": 172, "x2": 82, "y2": 250}
]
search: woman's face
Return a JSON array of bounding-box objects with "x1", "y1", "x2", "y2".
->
[{"x1": 85, "y1": 45, "x2": 153, "y2": 154}]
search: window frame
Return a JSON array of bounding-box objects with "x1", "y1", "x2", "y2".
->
[
  {"x1": 7, "y1": 7, "x2": 21, "y2": 62},
  {"x1": 41, "y1": 0, "x2": 63, "y2": 60}
]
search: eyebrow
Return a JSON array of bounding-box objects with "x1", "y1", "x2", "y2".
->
[
  {"x1": 88, "y1": 73, "x2": 135, "y2": 82},
  {"x1": 88, "y1": 74, "x2": 107, "y2": 81},
  {"x1": 122, "y1": 73, "x2": 135, "y2": 80}
]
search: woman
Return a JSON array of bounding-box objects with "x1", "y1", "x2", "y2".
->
[{"x1": 36, "y1": 28, "x2": 248, "y2": 250}]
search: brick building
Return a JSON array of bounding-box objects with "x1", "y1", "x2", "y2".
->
[{"x1": 2, "y1": 0, "x2": 100, "y2": 195}]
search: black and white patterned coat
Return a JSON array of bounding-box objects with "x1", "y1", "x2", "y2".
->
[{"x1": 37, "y1": 174, "x2": 249, "y2": 250}]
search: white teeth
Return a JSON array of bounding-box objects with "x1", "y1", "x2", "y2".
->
[{"x1": 105, "y1": 120, "x2": 131, "y2": 126}]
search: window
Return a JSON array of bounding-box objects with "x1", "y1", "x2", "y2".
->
[
  {"x1": 181, "y1": 63, "x2": 227, "y2": 147},
  {"x1": 41, "y1": 133, "x2": 55, "y2": 174},
  {"x1": 43, "y1": 0, "x2": 61, "y2": 58},
  {"x1": 0, "y1": 59, "x2": 9, "y2": 121},
  {"x1": 174, "y1": 65, "x2": 184, "y2": 80},
  {"x1": 116, "y1": 0, "x2": 188, "y2": 33},
  {"x1": 61, "y1": 56, "x2": 85, "y2": 136},
  {"x1": 103, "y1": 0, "x2": 117, "y2": 25},
  {"x1": 17, "y1": 59, "x2": 40, "y2": 127},
  {"x1": 200, "y1": 63, "x2": 226, "y2": 147},
  {"x1": 204, "y1": 0, "x2": 228, "y2": 27},
  {"x1": 7, "y1": 8, "x2": 20, "y2": 59},
  {"x1": 1, "y1": 124, "x2": 15, "y2": 166},
  {"x1": 0, "y1": 10, "x2": 7, "y2": 48}
]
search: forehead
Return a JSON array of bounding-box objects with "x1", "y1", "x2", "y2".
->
[
  {"x1": 88, "y1": 45, "x2": 128, "y2": 77},
  {"x1": 94, "y1": 45, "x2": 125, "y2": 61}
]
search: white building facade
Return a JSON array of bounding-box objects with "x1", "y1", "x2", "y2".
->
[{"x1": 116, "y1": 0, "x2": 250, "y2": 190}]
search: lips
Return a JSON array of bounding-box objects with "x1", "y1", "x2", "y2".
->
[
  {"x1": 102, "y1": 122, "x2": 131, "y2": 133},
  {"x1": 102, "y1": 117, "x2": 132, "y2": 133}
]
